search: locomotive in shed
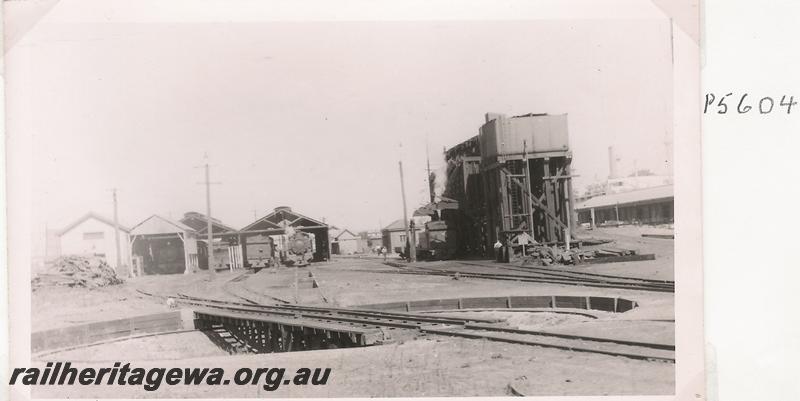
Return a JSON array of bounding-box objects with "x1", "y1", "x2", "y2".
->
[
  {"x1": 284, "y1": 231, "x2": 315, "y2": 267},
  {"x1": 244, "y1": 229, "x2": 315, "y2": 269}
]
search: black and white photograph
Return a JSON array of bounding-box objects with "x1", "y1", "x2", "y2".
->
[{"x1": 4, "y1": 0, "x2": 705, "y2": 399}]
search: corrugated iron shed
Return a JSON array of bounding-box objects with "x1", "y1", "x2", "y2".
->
[{"x1": 576, "y1": 185, "x2": 674, "y2": 210}]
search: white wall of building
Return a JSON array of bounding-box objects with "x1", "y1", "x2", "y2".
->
[
  {"x1": 337, "y1": 238, "x2": 360, "y2": 255},
  {"x1": 387, "y1": 230, "x2": 405, "y2": 253},
  {"x1": 385, "y1": 230, "x2": 420, "y2": 254},
  {"x1": 59, "y1": 217, "x2": 130, "y2": 269}
]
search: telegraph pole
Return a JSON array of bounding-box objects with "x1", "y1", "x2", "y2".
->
[
  {"x1": 196, "y1": 155, "x2": 221, "y2": 274},
  {"x1": 111, "y1": 188, "x2": 122, "y2": 272},
  {"x1": 204, "y1": 162, "x2": 216, "y2": 274},
  {"x1": 398, "y1": 161, "x2": 416, "y2": 262},
  {"x1": 426, "y1": 144, "x2": 435, "y2": 203}
]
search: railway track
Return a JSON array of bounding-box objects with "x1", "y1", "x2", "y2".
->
[
  {"x1": 136, "y1": 272, "x2": 673, "y2": 362},
  {"x1": 176, "y1": 294, "x2": 674, "y2": 363},
  {"x1": 361, "y1": 264, "x2": 674, "y2": 293},
  {"x1": 453, "y1": 261, "x2": 675, "y2": 291},
  {"x1": 459, "y1": 260, "x2": 673, "y2": 286},
  {"x1": 426, "y1": 326, "x2": 675, "y2": 362},
  {"x1": 177, "y1": 293, "x2": 500, "y2": 326},
  {"x1": 221, "y1": 272, "x2": 292, "y2": 304}
]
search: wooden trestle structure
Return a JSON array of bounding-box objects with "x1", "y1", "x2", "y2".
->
[
  {"x1": 193, "y1": 309, "x2": 384, "y2": 353},
  {"x1": 483, "y1": 150, "x2": 575, "y2": 246}
]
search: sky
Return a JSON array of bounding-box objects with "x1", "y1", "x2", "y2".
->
[{"x1": 7, "y1": 3, "x2": 674, "y2": 240}]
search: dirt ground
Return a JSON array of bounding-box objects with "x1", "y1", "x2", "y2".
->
[
  {"x1": 31, "y1": 270, "x2": 245, "y2": 331},
  {"x1": 28, "y1": 226, "x2": 675, "y2": 397},
  {"x1": 572, "y1": 226, "x2": 675, "y2": 280},
  {"x1": 32, "y1": 335, "x2": 673, "y2": 398}
]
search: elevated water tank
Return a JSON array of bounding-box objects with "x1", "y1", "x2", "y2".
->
[{"x1": 478, "y1": 113, "x2": 569, "y2": 159}]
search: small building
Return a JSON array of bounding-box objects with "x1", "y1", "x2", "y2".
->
[
  {"x1": 331, "y1": 229, "x2": 361, "y2": 255},
  {"x1": 57, "y1": 212, "x2": 131, "y2": 269},
  {"x1": 576, "y1": 185, "x2": 674, "y2": 226},
  {"x1": 240, "y1": 206, "x2": 330, "y2": 263},
  {"x1": 381, "y1": 219, "x2": 421, "y2": 254},
  {"x1": 360, "y1": 231, "x2": 384, "y2": 252},
  {"x1": 129, "y1": 215, "x2": 200, "y2": 275}
]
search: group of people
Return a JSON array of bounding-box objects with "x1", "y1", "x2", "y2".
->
[{"x1": 373, "y1": 245, "x2": 389, "y2": 261}]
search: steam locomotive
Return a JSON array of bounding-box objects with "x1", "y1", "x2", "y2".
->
[{"x1": 284, "y1": 231, "x2": 315, "y2": 267}]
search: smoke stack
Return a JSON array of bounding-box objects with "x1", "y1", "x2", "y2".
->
[{"x1": 608, "y1": 146, "x2": 619, "y2": 179}]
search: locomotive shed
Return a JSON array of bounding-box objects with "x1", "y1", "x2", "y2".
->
[{"x1": 239, "y1": 206, "x2": 331, "y2": 266}]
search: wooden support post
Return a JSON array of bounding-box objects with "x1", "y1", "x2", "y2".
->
[
  {"x1": 482, "y1": 162, "x2": 497, "y2": 250},
  {"x1": 279, "y1": 326, "x2": 287, "y2": 352},
  {"x1": 269, "y1": 325, "x2": 279, "y2": 352},
  {"x1": 499, "y1": 168, "x2": 510, "y2": 233},
  {"x1": 504, "y1": 169, "x2": 567, "y2": 231},
  {"x1": 129, "y1": 236, "x2": 139, "y2": 277},
  {"x1": 522, "y1": 142, "x2": 535, "y2": 239},
  {"x1": 240, "y1": 234, "x2": 248, "y2": 267},
  {"x1": 563, "y1": 178, "x2": 573, "y2": 244},
  {"x1": 283, "y1": 328, "x2": 292, "y2": 352},
  {"x1": 566, "y1": 166, "x2": 577, "y2": 238},
  {"x1": 542, "y1": 158, "x2": 558, "y2": 242},
  {"x1": 177, "y1": 232, "x2": 192, "y2": 275}
]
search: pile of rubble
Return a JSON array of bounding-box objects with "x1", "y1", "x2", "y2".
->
[
  {"x1": 514, "y1": 244, "x2": 645, "y2": 266},
  {"x1": 503, "y1": 232, "x2": 655, "y2": 266},
  {"x1": 32, "y1": 256, "x2": 124, "y2": 290}
]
